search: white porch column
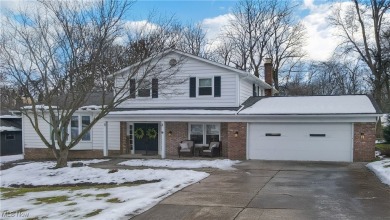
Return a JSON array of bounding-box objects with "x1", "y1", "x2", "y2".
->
[
  {"x1": 103, "y1": 121, "x2": 108, "y2": 157},
  {"x1": 161, "y1": 121, "x2": 166, "y2": 159}
]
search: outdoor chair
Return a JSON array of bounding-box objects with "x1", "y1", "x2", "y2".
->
[
  {"x1": 178, "y1": 140, "x2": 194, "y2": 157},
  {"x1": 200, "y1": 141, "x2": 221, "y2": 157}
]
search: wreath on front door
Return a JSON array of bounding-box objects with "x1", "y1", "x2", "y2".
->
[
  {"x1": 146, "y1": 128, "x2": 157, "y2": 139},
  {"x1": 134, "y1": 128, "x2": 144, "y2": 139}
]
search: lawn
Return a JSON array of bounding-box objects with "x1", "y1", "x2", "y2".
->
[
  {"x1": 0, "y1": 159, "x2": 215, "y2": 219},
  {"x1": 0, "y1": 159, "x2": 240, "y2": 219}
]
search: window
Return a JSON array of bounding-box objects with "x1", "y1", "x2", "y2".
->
[
  {"x1": 5, "y1": 134, "x2": 15, "y2": 140},
  {"x1": 198, "y1": 78, "x2": 212, "y2": 96},
  {"x1": 71, "y1": 116, "x2": 79, "y2": 140},
  {"x1": 189, "y1": 123, "x2": 220, "y2": 144},
  {"x1": 190, "y1": 124, "x2": 203, "y2": 144},
  {"x1": 81, "y1": 116, "x2": 91, "y2": 141},
  {"x1": 138, "y1": 80, "x2": 151, "y2": 97},
  {"x1": 52, "y1": 115, "x2": 91, "y2": 142},
  {"x1": 206, "y1": 124, "x2": 220, "y2": 143}
]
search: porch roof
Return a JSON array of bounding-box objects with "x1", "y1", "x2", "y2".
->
[{"x1": 108, "y1": 107, "x2": 238, "y2": 116}]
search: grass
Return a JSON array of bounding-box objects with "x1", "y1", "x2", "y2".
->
[
  {"x1": 84, "y1": 209, "x2": 103, "y2": 218},
  {"x1": 0, "y1": 182, "x2": 142, "y2": 199},
  {"x1": 106, "y1": 197, "x2": 123, "y2": 203},
  {"x1": 96, "y1": 193, "x2": 110, "y2": 198},
  {"x1": 35, "y1": 196, "x2": 69, "y2": 204}
]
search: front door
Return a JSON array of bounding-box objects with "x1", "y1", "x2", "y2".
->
[{"x1": 134, "y1": 123, "x2": 158, "y2": 155}]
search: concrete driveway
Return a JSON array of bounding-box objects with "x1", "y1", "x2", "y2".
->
[{"x1": 132, "y1": 161, "x2": 390, "y2": 220}]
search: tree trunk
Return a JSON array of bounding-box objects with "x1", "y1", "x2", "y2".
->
[{"x1": 55, "y1": 148, "x2": 69, "y2": 168}]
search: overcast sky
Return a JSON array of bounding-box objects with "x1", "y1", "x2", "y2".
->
[{"x1": 1, "y1": 0, "x2": 343, "y2": 61}]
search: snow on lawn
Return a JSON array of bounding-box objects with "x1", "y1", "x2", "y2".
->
[
  {"x1": 119, "y1": 159, "x2": 240, "y2": 170},
  {"x1": 0, "y1": 161, "x2": 209, "y2": 219},
  {"x1": 0, "y1": 154, "x2": 23, "y2": 165},
  {"x1": 366, "y1": 159, "x2": 390, "y2": 186}
]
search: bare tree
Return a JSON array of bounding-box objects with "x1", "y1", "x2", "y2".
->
[
  {"x1": 177, "y1": 23, "x2": 208, "y2": 57},
  {"x1": 266, "y1": 11, "x2": 307, "y2": 91},
  {"x1": 216, "y1": 0, "x2": 306, "y2": 93},
  {"x1": 329, "y1": 0, "x2": 390, "y2": 110},
  {"x1": 0, "y1": 0, "x2": 184, "y2": 168}
]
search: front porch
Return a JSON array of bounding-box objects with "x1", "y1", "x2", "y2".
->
[{"x1": 103, "y1": 120, "x2": 247, "y2": 160}]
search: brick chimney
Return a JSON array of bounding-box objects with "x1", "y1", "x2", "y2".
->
[{"x1": 264, "y1": 58, "x2": 273, "y2": 96}]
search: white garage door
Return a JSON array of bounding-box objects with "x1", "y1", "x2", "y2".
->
[{"x1": 248, "y1": 123, "x2": 353, "y2": 162}]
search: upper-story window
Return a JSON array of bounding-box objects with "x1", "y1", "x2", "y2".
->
[
  {"x1": 138, "y1": 81, "x2": 151, "y2": 97},
  {"x1": 198, "y1": 78, "x2": 212, "y2": 96},
  {"x1": 129, "y1": 78, "x2": 158, "y2": 99},
  {"x1": 189, "y1": 76, "x2": 220, "y2": 98}
]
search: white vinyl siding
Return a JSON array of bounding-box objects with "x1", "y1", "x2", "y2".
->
[
  {"x1": 23, "y1": 113, "x2": 120, "y2": 151},
  {"x1": 239, "y1": 80, "x2": 253, "y2": 104},
  {"x1": 92, "y1": 119, "x2": 120, "y2": 151},
  {"x1": 23, "y1": 114, "x2": 51, "y2": 149},
  {"x1": 116, "y1": 55, "x2": 238, "y2": 108}
]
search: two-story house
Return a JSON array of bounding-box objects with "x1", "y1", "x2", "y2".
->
[{"x1": 23, "y1": 50, "x2": 381, "y2": 162}]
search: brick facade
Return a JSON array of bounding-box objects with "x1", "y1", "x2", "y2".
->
[
  {"x1": 24, "y1": 148, "x2": 120, "y2": 160},
  {"x1": 220, "y1": 123, "x2": 228, "y2": 157},
  {"x1": 166, "y1": 122, "x2": 188, "y2": 156},
  {"x1": 227, "y1": 122, "x2": 247, "y2": 160},
  {"x1": 353, "y1": 122, "x2": 376, "y2": 162},
  {"x1": 120, "y1": 122, "x2": 129, "y2": 154}
]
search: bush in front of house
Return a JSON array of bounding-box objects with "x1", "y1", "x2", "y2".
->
[{"x1": 377, "y1": 144, "x2": 390, "y2": 157}]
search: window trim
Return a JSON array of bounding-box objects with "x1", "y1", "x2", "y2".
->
[
  {"x1": 188, "y1": 123, "x2": 220, "y2": 144},
  {"x1": 51, "y1": 114, "x2": 92, "y2": 143},
  {"x1": 5, "y1": 134, "x2": 15, "y2": 140},
  {"x1": 197, "y1": 77, "x2": 213, "y2": 97}
]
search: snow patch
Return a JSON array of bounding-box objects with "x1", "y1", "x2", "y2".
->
[
  {"x1": 0, "y1": 154, "x2": 24, "y2": 165},
  {"x1": 240, "y1": 95, "x2": 377, "y2": 114},
  {"x1": 1, "y1": 161, "x2": 209, "y2": 219},
  {"x1": 366, "y1": 159, "x2": 390, "y2": 186},
  {"x1": 119, "y1": 159, "x2": 240, "y2": 170},
  {"x1": 109, "y1": 109, "x2": 236, "y2": 115},
  {"x1": 0, "y1": 161, "x2": 206, "y2": 187},
  {"x1": 0, "y1": 126, "x2": 21, "y2": 132}
]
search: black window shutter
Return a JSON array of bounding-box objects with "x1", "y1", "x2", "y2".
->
[
  {"x1": 257, "y1": 86, "x2": 260, "y2": 96},
  {"x1": 152, "y1": 78, "x2": 158, "y2": 98},
  {"x1": 253, "y1": 84, "x2": 256, "y2": 96},
  {"x1": 189, "y1": 77, "x2": 196, "y2": 97},
  {"x1": 130, "y1": 79, "x2": 136, "y2": 98},
  {"x1": 214, "y1": 76, "x2": 221, "y2": 97}
]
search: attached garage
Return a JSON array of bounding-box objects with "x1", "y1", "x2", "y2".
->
[
  {"x1": 247, "y1": 123, "x2": 352, "y2": 162},
  {"x1": 240, "y1": 95, "x2": 382, "y2": 162}
]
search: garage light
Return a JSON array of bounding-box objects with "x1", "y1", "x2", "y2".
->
[
  {"x1": 234, "y1": 131, "x2": 238, "y2": 137},
  {"x1": 360, "y1": 133, "x2": 365, "y2": 140}
]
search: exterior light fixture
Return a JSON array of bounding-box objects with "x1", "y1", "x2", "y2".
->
[
  {"x1": 360, "y1": 133, "x2": 365, "y2": 140},
  {"x1": 168, "y1": 131, "x2": 172, "y2": 137},
  {"x1": 234, "y1": 131, "x2": 239, "y2": 137}
]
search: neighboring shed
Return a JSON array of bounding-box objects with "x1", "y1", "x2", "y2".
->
[{"x1": 0, "y1": 115, "x2": 22, "y2": 156}]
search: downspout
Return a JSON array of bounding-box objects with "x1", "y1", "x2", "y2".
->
[{"x1": 236, "y1": 105, "x2": 245, "y2": 115}]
